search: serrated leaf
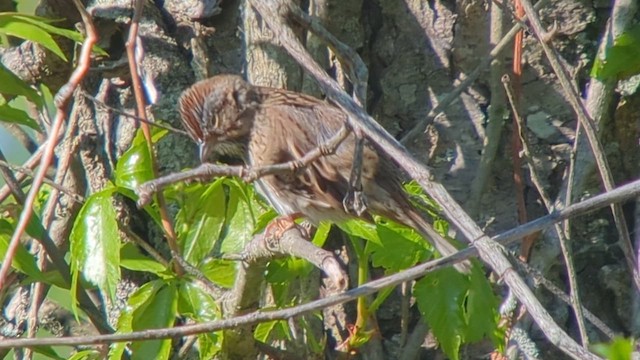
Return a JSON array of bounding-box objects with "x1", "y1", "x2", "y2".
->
[
  {"x1": 0, "y1": 103, "x2": 38, "y2": 129},
  {"x1": 0, "y1": 64, "x2": 42, "y2": 106},
  {"x1": 415, "y1": 268, "x2": 468, "y2": 360},
  {"x1": 199, "y1": 258, "x2": 236, "y2": 288},
  {"x1": 120, "y1": 242, "x2": 167, "y2": 275},
  {"x1": 365, "y1": 218, "x2": 429, "y2": 271},
  {"x1": 177, "y1": 281, "x2": 222, "y2": 358},
  {"x1": 178, "y1": 281, "x2": 219, "y2": 321},
  {"x1": 70, "y1": 188, "x2": 120, "y2": 301},
  {"x1": 220, "y1": 180, "x2": 256, "y2": 254},
  {"x1": 130, "y1": 282, "x2": 178, "y2": 360},
  {"x1": 465, "y1": 265, "x2": 499, "y2": 343},
  {"x1": 176, "y1": 180, "x2": 226, "y2": 263},
  {"x1": 266, "y1": 257, "x2": 312, "y2": 284}
]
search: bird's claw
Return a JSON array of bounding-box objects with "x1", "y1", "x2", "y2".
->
[{"x1": 343, "y1": 189, "x2": 368, "y2": 216}]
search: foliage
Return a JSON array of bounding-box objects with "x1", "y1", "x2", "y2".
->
[
  {"x1": 0, "y1": 12, "x2": 85, "y2": 131},
  {"x1": 591, "y1": 24, "x2": 640, "y2": 81},
  {"x1": 591, "y1": 338, "x2": 635, "y2": 360},
  {"x1": 0, "y1": 11, "x2": 499, "y2": 358}
]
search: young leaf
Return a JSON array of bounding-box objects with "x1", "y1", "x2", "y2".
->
[
  {"x1": 0, "y1": 103, "x2": 38, "y2": 129},
  {"x1": 0, "y1": 13, "x2": 72, "y2": 61},
  {"x1": 591, "y1": 337, "x2": 634, "y2": 360},
  {"x1": 69, "y1": 187, "x2": 121, "y2": 301},
  {"x1": 199, "y1": 258, "x2": 237, "y2": 289},
  {"x1": 175, "y1": 180, "x2": 226, "y2": 264},
  {"x1": 115, "y1": 130, "x2": 156, "y2": 191},
  {"x1": 220, "y1": 180, "x2": 257, "y2": 254},
  {"x1": 0, "y1": 64, "x2": 43, "y2": 107},
  {"x1": 120, "y1": 242, "x2": 167, "y2": 276},
  {"x1": 0, "y1": 220, "x2": 44, "y2": 279},
  {"x1": 129, "y1": 281, "x2": 178, "y2": 360},
  {"x1": 415, "y1": 268, "x2": 467, "y2": 360},
  {"x1": 178, "y1": 281, "x2": 222, "y2": 358}
]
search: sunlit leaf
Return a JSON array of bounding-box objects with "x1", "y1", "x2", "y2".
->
[
  {"x1": 115, "y1": 129, "x2": 162, "y2": 191},
  {"x1": 0, "y1": 102, "x2": 38, "y2": 129},
  {"x1": 220, "y1": 180, "x2": 257, "y2": 254},
  {"x1": 0, "y1": 64, "x2": 42, "y2": 106},
  {"x1": 199, "y1": 258, "x2": 236, "y2": 288},
  {"x1": 0, "y1": 13, "x2": 72, "y2": 60},
  {"x1": 591, "y1": 25, "x2": 640, "y2": 80},
  {"x1": 70, "y1": 187, "x2": 120, "y2": 301},
  {"x1": 591, "y1": 337, "x2": 634, "y2": 360},
  {"x1": 175, "y1": 179, "x2": 226, "y2": 263},
  {"x1": 0, "y1": 220, "x2": 44, "y2": 279},
  {"x1": 415, "y1": 268, "x2": 467, "y2": 360},
  {"x1": 178, "y1": 281, "x2": 222, "y2": 358},
  {"x1": 120, "y1": 242, "x2": 167, "y2": 276},
  {"x1": 130, "y1": 282, "x2": 177, "y2": 360}
]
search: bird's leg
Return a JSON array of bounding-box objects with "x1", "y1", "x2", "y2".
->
[{"x1": 343, "y1": 128, "x2": 368, "y2": 216}]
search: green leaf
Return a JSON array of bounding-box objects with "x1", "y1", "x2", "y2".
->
[
  {"x1": 220, "y1": 179, "x2": 257, "y2": 254},
  {"x1": 254, "y1": 319, "x2": 290, "y2": 343},
  {"x1": 115, "y1": 130, "x2": 156, "y2": 191},
  {"x1": 338, "y1": 219, "x2": 380, "y2": 245},
  {"x1": 199, "y1": 258, "x2": 237, "y2": 289},
  {"x1": 68, "y1": 349, "x2": 102, "y2": 360},
  {"x1": 0, "y1": 102, "x2": 38, "y2": 129},
  {"x1": 311, "y1": 221, "x2": 331, "y2": 247},
  {"x1": 591, "y1": 25, "x2": 640, "y2": 80},
  {"x1": 130, "y1": 281, "x2": 178, "y2": 360},
  {"x1": 70, "y1": 187, "x2": 121, "y2": 301},
  {"x1": 464, "y1": 265, "x2": 499, "y2": 343},
  {"x1": 366, "y1": 217, "x2": 429, "y2": 271},
  {"x1": 0, "y1": 220, "x2": 44, "y2": 279},
  {"x1": 591, "y1": 337, "x2": 634, "y2": 360},
  {"x1": 120, "y1": 242, "x2": 167, "y2": 276},
  {"x1": 0, "y1": 64, "x2": 43, "y2": 107},
  {"x1": 109, "y1": 280, "x2": 161, "y2": 359},
  {"x1": 415, "y1": 268, "x2": 467, "y2": 360},
  {"x1": 176, "y1": 179, "x2": 226, "y2": 263},
  {"x1": 0, "y1": 13, "x2": 72, "y2": 61},
  {"x1": 254, "y1": 320, "x2": 281, "y2": 342},
  {"x1": 177, "y1": 280, "x2": 222, "y2": 358}
]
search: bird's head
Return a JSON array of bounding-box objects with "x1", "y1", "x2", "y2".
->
[{"x1": 178, "y1": 74, "x2": 260, "y2": 162}]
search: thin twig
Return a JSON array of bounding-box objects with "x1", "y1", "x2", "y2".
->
[
  {"x1": 0, "y1": 146, "x2": 43, "y2": 204},
  {"x1": 0, "y1": 0, "x2": 97, "y2": 291},
  {"x1": 514, "y1": 259, "x2": 616, "y2": 339},
  {"x1": 518, "y1": 0, "x2": 639, "y2": 291},
  {"x1": 503, "y1": 74, "x2": 589, "y2": 347},
  {"x1": 2, "y1": 176, "x2": 638, "y2": 349},
  {"x1": 124, "y1": 0, "x2": 183, "y2": 275},
  {"x1": 136, "y1": 124, "x2": 352, "y2": 206},
  {"x1": 79, "y1": 90, "x2": 188, "y2": 136},
  {"x1": 0, "y1": 160, "x2": 84, "y2": 203}
]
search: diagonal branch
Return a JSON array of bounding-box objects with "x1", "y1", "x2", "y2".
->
[{"x1": 3, "y1": 176, "x2": 640, "y2": 351}]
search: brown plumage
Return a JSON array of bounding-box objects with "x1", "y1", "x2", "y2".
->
[{"x1": 179, "y1": 74, "x2": 467, "y2": 270}]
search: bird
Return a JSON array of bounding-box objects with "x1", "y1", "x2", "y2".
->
[{"x1": 178, "y1": 74, "x2": 468, "y2": 271}]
